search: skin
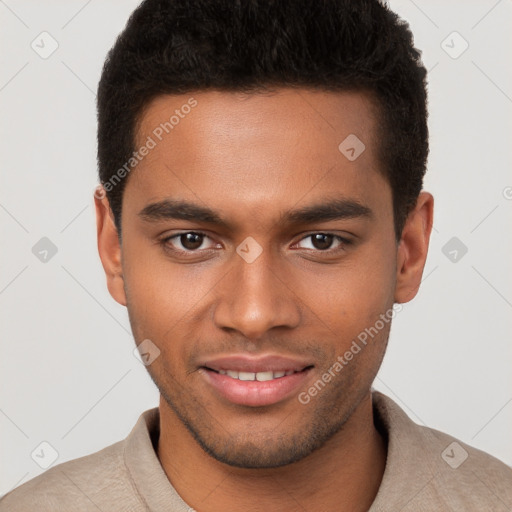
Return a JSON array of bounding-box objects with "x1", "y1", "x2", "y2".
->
[{"x1": 95, "y1": 88, "x2": 433, "y2": 512}]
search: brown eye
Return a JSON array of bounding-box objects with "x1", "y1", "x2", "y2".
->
[
  {"x1": 310, "y1": 233, "x2": 334, "y2": 250},
  {"x1": 295, "y1": 233, "x2": 352, "y2": 254},
  {"x1": 161, "y1": 231, "x2": 216, "y2": 254},
  {"x1": 179, "y1": 232, "x2": 204, "y2": 250}
]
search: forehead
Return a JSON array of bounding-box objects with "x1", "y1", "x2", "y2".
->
[
  {"x1": 126, "y1": 88, "x2": 390, "y2": 226},
  {"x1": 137, "y1": 88, "x2": 379, "y2": 150}
]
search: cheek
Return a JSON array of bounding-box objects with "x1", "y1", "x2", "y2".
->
[
  {"x1": 123, "y1": 250, "x2": 221, "y2": 379},
  {"x1": 303, "y1": 247, "x2": 396, "y2": 333},
  {"x1": 123, "y1": 242, "x2": 215, "y2": 327}
]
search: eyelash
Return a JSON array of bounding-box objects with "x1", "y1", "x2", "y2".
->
[{"x1": 159, "y1": 231, "x2": 353, "y2": 257}]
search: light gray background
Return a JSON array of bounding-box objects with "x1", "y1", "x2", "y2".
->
[{"x1": 1, "y1": 0, "x2": 511, "y2": 496}]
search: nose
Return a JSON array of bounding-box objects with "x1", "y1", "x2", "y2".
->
[{"x1": 212, "y1": 245, "x2": 301, "y2": 340}]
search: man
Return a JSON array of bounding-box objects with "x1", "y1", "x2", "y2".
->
[{"x1": 1, "y1": 0, "x2": 510, "y2": 510}]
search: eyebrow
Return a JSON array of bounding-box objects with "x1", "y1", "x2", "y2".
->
[{"x1": 138, "y1": 197, "x2": 373, "y2": 229}]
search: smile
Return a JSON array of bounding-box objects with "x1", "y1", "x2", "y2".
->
[{"x1": 200, "y1": 366, "x2": 313, "y2": 407}]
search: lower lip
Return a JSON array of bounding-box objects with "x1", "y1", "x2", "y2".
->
[{"x1": 200, "y1": 368, "x2": 312, "y2": 407}]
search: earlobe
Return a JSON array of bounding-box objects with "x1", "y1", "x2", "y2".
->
[
  {"x1": 94, "y1": 189, "x2": 127, "y2": 307},
  {"x1": 394, "y1": 191, "x2": 434, "y2": 304}
]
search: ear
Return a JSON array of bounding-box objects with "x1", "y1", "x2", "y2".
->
[
  {"x1": 94, "y1": 186, "x2": 127, "y2": 306},
  {"x1": 394, "y1": 191, "x2": 434, "y2": 304}
]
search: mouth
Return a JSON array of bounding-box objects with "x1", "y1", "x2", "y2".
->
[{"x1": 199, "y1": 364, "x2": 314, "y2": 407}]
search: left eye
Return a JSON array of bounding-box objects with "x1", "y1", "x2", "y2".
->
[{"x1": 296, "y1": 233, "x2": 349, "y2": 251}]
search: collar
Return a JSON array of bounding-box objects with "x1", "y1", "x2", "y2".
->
[{"x1": 369, "y1": 390, "x2": 438, "y2": 510}]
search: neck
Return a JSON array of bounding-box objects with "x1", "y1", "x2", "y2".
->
[{"x1": 157, "y1": 391, "x2": 387, "y2": 512}]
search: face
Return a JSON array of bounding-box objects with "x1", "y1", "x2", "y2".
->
[{"x1": 96, "y1": 88, "x2": 432, "y2": 468}]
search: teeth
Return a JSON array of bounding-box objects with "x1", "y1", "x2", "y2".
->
[
  {"x1": 238, "y1": 371, "x2": 255, "y2": 381},
  {"x1": 256, "y1": 371, "x2": 274, "y2": 381},
  {"x1": 216, "y1": 369, "x2": 298, "y2": 381}
]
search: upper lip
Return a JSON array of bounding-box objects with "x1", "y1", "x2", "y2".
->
[{"x1": 200, "y1": 354, "x2": 314, "y2": 373}]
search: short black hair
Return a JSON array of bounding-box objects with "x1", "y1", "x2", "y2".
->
[{"x1": 97, "y1": 0, "x2": 428, "y2": 240}]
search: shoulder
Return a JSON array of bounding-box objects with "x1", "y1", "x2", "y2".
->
[
  {"x1": 372, "y1": 391, "x2": 512, "y2": 511},
  {"x1": 0, "y1": 439, "x2": 142, "y2": 512},
  {"x1": 418, "y1": 422, "x2": 512, "y2": 507}
]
